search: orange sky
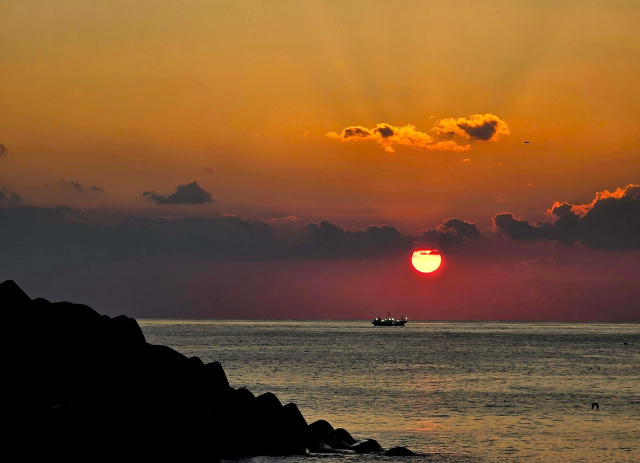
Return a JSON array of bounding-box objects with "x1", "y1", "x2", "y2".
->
[
  {"x1": 1, "y1": 1, "x2": 639, "y2": 320},
  {"x1": 2, "y1": 1, "x2": 639, "y2": 230}
]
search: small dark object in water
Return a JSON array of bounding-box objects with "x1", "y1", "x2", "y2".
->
[
  {"x1": 372, "y1": 312, "x2": 407, "y2": 326},
  {"x1": 591, "y1": 402, "x2": 599, "y2": 411},
  {"x1": 624, "y1": 342, "x2": 629, "y2": 346},
  {"x1": 385, "y1": 446, "x2": 416, "y2": 456}
]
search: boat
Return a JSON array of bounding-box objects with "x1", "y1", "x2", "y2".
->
[{"x1": 372, "y1": 313, "x2": 408, "y2": 326}]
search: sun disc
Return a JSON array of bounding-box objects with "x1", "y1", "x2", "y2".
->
[{"x1": 411, "y1": 249, "x2": 442, "y2": 273}]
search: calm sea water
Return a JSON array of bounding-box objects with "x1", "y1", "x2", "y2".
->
[{"x1": 139, "y1": 321, "x2": 640, "y2": 462}]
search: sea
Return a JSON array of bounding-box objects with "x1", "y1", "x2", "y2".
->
[{"x1": 139, "y1": 320, "x2": 640, "y2": 462}]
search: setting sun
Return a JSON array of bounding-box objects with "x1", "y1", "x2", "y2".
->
[{"x1": 411, "y1": 250, "x2": 442, "y2": 273}]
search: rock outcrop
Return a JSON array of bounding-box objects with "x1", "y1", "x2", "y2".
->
[{"x1": 3, "y1": 280, "x2": 412, "y2": 460}]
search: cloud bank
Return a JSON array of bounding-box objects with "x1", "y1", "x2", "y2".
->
[
  {"x1": 421, "y1": 218, "x2": 481, "y2": 247},
  {"x1": 143, "y1": 181, "x2": 213, "y2": 205},
  {"x1": 327, "y1": 114, "x2": 508, "y2": 153},
  {"x1": 493, "y1": 184, "x2": 640, "y2": 249},
  {"x1": 0, "y1": 207, "x2": 410, "y2": 272},
  {"x1": 304, "y1": 221, "x2": 410, "y2": 254},
  {"x1": 0, "y1": 186, "x2": 22, "y2": 203}
]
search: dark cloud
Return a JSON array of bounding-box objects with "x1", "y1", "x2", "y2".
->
[
  {"x1": 0, "y1": 207, "x2": 411, "y2": 277},
  {"x1": 343, "y1": 126, "x2": 372, "y2": 138},
  {"x1": 374, "y1": 125, "x2": 394, "y2": 138},
  {"x1": 0, "y1": 144, "x2": 7, "y2": 157},
  {"x1": 0, "y1": 206, "x2": 278, "y2": 272},
  {"x1": 433, "y1": 114, "x2": 509, "y2": 141},
  {"x1": 122, "y1": 215, "x2": 276, "y2": 258},
  {"x1": 459, "y1": 120, "x2": 498, "y2": 140},
  {"x1": 421, "y1": 218, "x2": 481, "y2": 247},
  {"x1": 69, "y1": 181, "x2": 83, "y2": 192},
  {"x1": 439, "y1": 218, "x2": 481, "y2": 239},
  {"x1": 493, "y1": 184, "x2": 640, "y2": 249},
  {"x1": 304, "y1": 221, "x2": 411, "y2": 256},
  {"x1": 306, "y1": 221, "x2": 346, "y2": 243},
  {"x1": 143, "y1": 181, "x2": 213, "y2": 205},
  {"x1": 493, "y1": 213, "x2": 552, "y2": 241},
  {"x1": 1, "y1": 205, "x2": 71, "y2": 220},
  {"x1": 57, "y1": 179, "x2": 104, "y2": 193},
  {"x1": 0, "y1": 186, "x2": 22, "y2": 203},
  {"x1": 204, "y1": 167, "x2": 214, "y2": 174}
]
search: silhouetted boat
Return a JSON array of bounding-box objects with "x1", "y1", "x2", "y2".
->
[{"x1": 372, "y1": 313, "x2": 408, "y2": 326}]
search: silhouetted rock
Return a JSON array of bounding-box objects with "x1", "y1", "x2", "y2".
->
[
  {"x1": 281, "y1": 402, "x2": 308, "y2": 434},
  {"x1": 352, "y1": 438, "x2": 383, "y2": 453},
  {"x1": 3, "y1": 280, "x2": 406, "y2": 459},
  {"x1": 310, "y1": 441, "x2": 339, "y2": 453},
  {"x1": 309, "y1": 427, "x2": 350, "y2": 450},
  {"x1": 307, "y1": 418, "x2": 356, "y2": 449},
  {"x1": 309, "y1": 419, "x2": 335, "y2": 434},
  {"x1": 335, "y1": 427, "x2": 356, "y2": 445},
  {"x1": 386, "y1": 446, "x2": 417, "y2": 456},
  {"x1": 234, "y1": 387, "x2": 256, "y2": 404},
  {"x1": 0, "y1": 279, "x2": 30, "y2": 307},
  {"x1": 203, "y1": 361, "x2": 229, "y2": 390},
  {"x1": 254, "y1": 391, "x2": 283, "y2": 411},
  {"x1": 110, "y1": 314, "x2": 146, "y2": 346}
]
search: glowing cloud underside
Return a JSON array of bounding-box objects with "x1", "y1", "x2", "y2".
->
[
  {"x1": 411, "y1": 249, "x2": 442, "y2": 273},
  {"x1": 327, "y1": 114, "x2": 508, "y2": 153}
]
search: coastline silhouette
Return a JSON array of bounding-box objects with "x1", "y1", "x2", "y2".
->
[{"x1": 3, "y1": 280, "x2": 413, "y2": 459}]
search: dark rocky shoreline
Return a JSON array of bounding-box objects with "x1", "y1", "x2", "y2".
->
[{"x1": 3, "y1": 280, "x2": 414, "y2": 460}]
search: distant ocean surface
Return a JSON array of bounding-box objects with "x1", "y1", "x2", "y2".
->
[{"x1": 139, "y1": 320, "x2": 640, "y2": 462}]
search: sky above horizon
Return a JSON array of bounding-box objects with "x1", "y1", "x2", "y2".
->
[{"x1": 1, "y1": 1, "x2": 639, "y2": 321}]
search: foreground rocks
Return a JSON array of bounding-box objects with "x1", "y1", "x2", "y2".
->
[{"x1": 3, "y1": 280, "x2": 413, "y2": 460}]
